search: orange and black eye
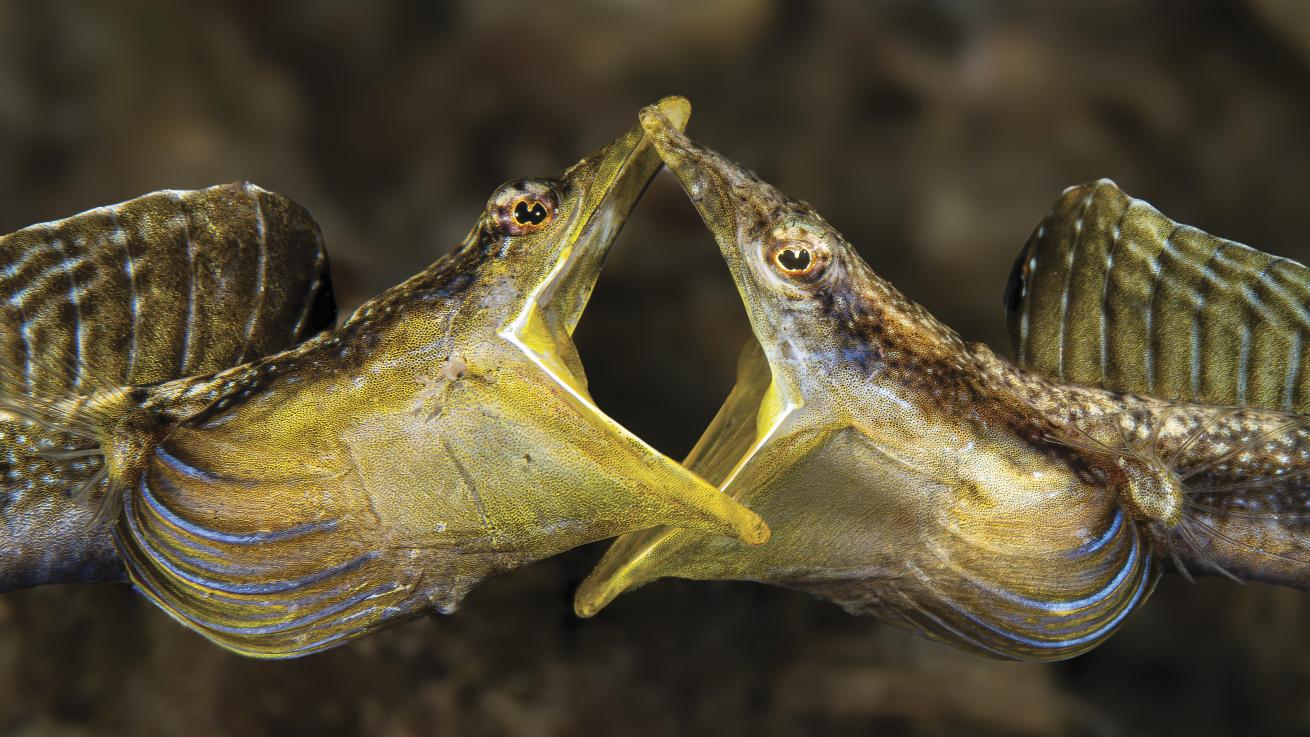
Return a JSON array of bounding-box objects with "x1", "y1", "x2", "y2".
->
[
  {"x1": 490, "y1": 180, "x2": 559, "y2": 236},
  {"x1": 767, "y1": 239, "x2": 830, "y2": 281},
  {"x1": 512, "y1": 199, "x2": 549, "y2": 228},
  {"x1": 775, "y1": 245, "x2": 812, "y2": 272}
]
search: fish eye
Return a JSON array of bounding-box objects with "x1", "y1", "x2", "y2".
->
[
  {"x1": 767, "y1": 238, "x2": 830, "y2": 281},
  {"x1": 513, "y1": 199, "x2": 549, "y2": 227},
  {"x1": 490, "y1": 180, "x2": 559, "y2": 236},
  {"x1": 775, "y1": 246, "x2": 811, "y2": 273}
]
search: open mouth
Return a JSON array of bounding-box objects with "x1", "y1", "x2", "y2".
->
[
  {"x1": 503, "y1": 97, "x2": 691, "y2": 398},
  {"x1": 634, "y1": 104, "x2": 799, "y2": 493},
  {"x1": 570, "y1": 105, "x2": 798, "y2": 617},
  {"x1": 496, "y1": 97, "x2": 771, "y2": 552}
]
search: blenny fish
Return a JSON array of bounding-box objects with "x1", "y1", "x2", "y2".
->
[
  {"x1": 0, "y1": 182, "x2": 335, "y2": 590},
  {"x1": 575, "y1": 105, "x2": 1310, "y2": 661},
  {"x1": 3, "y1": 97, "x2": 767, "y2": 658}
]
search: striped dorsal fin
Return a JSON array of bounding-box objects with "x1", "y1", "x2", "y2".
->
[
  {"x1": 0, "y1": 182, "x2": 336, "y2": 397},
  {"x1": 0, "y1": 183, "x2": 337, "y2": 590},
  {"x1": 1005, "y1": 179, "x2": 1310, "y2": 413}
]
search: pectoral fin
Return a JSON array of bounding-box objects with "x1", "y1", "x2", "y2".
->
[{"x1": 116, "y1": 429, "x2": 437, "y2": 659}]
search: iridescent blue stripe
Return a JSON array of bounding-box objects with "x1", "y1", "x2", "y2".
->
[
  {"x1": 953, "y1": 514, "x2": 1138, "y2": 615},
  {"x1": 142, "y1": 470, "x2": 339, "y2": 545},
  {"x1": 935, "y1": 547, "x2": 1151, "y2": 652},
  {"x1": 154, "y1": 444, "x2": 224, "y2": 482},
  {"x1": 1070, "y1": 505, "x2": 1124, "y2": 557},
  {"x1": 127, "y1": 484, "x2": 375, "y2": 595},
  {"x1": 184, "y1": 583, "x2": 400, "y2": 637},
  {"x1": 125, "y1": 507, "x2": 373, "y2": 616}
]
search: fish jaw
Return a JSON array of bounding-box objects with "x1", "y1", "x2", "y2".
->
[
  {"x1": 500, "y1": 96, "x2": 689, "y2": 398},
  {"x1": 493, "y1": 95, "x2": 771, "y2": 549}
]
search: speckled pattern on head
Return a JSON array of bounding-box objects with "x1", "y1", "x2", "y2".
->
[{"x1": 576, "y1": 103, "x2": 1310, "y2": 662}]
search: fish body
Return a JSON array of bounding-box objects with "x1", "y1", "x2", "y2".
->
[
  {"x1": 6, "y1": 98, "x2": 767, "y2": 658},
  {"x1": 0, "y1": 183, "x2": 335, "y2": 590},
  {"x1": 576, "y1": 106, "x2": 1309, "y2": 661}
]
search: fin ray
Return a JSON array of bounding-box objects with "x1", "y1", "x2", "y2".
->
[{"x1": 1008, "y1": 179, "x2": 1310, "y2": 413}]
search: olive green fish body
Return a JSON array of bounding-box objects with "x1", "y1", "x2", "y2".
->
[
  {"x1": 580, "y1": 107, "x2": 1309, "y2": 661},
  {"x1": 34, "y1": 101, "x2": 768, "y2": 659},
  {"x1": 578, "y1": 111, "x2": 1156, "y2": 660},
  {"x1": 0, "y1": 183, "x2": 335, "y2": 590}
]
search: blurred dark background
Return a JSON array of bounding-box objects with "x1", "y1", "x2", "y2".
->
[{"x1": 4, "y1": 1, "x2": 1310, "y2": 735}]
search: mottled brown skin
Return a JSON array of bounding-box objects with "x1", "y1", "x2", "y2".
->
[
  {"x1": 0, "y1": 183, "x2": 335, "y2": 590},
  {"x1": 987, "y1": 356, "x2": 1310, "y2": 589},
  {"x1": 578, "y1": 106, "x2": 1309, "y2": 661}
]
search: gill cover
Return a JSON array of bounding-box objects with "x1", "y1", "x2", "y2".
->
[{"x1": 111, "y1": 99, "x2": 768, "y2": 658}]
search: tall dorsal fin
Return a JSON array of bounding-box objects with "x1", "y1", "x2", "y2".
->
[
  {"x1": 1006, "y1": 179, "x2": 1310, "y2": 413},
  {"x1": 0, "y1": 183, "x2": 337, "y2": 590}
]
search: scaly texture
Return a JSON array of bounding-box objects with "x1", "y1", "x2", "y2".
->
[
  {"x1": 28, "y1": 100, "x2": 767, "y2": 658},
  {"x1": 578, "y1": 106, "x2": 1309, "y2": 662}
]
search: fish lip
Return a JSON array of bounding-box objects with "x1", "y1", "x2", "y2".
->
[
  {"x1": 639, "y1": 104, "x2": 803, "y2": 413},
  {"x1": 535, "y1": 96, "x2": 691, "y2": 332}
]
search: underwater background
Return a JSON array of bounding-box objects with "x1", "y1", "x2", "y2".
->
[{"x1": 3, "y1": 1, "x2": 1310, "y2": 735}]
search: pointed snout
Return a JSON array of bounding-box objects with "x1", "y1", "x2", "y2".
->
[{"x1": 637, "y1": 104, "x2": 745, "y2": 254}]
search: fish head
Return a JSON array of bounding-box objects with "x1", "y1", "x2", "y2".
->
[
  {"x1": 636, "y1": 104, "x2": 891, "y2": 410},
  {"x1": 470, "y1": 98, "x2": 690, "y2": 352}
]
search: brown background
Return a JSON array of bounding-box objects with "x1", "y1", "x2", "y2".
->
[{"x1": 3, "y1": 1, "x2": 1310, "y2": 735}]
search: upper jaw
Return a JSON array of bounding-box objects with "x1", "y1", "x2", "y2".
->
[
  {"x1": 537, "y1": 97, "x2": 691, "y2": 335},
  {"x1": 500, "y1": 98, "x2": 690, "y2": 396},
  {"x1": 637, "y1": 103, "x2": 801, "y2": 361},
  {"x1": 636, "y1": 104, "x2": 744, "y2": 263}
]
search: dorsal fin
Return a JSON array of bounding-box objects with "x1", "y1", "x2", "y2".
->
[
  {"x1": 0, "y1": 182, "x2": 335, "y2": 397},
  {"x1": 0, "y1": 183, "x2": 337, "y2": 590},
  {"x1": 1006, "y1": 179, "x2": 1310, "y2": 413}
]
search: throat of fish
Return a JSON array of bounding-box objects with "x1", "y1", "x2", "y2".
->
[{"x1": 503, "y1": 299, "x2": 590, "y2": 398}]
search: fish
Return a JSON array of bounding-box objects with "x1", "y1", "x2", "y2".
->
[
  {"x1": 0, "y1": 182, "x2": 336, "y2": 591},
  {"x1": 573, "y1": 103, "x2": 1310, "y2": 662},
  {"x1": 2, "y1": 97, "x2": 769, "y2": 659}
]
